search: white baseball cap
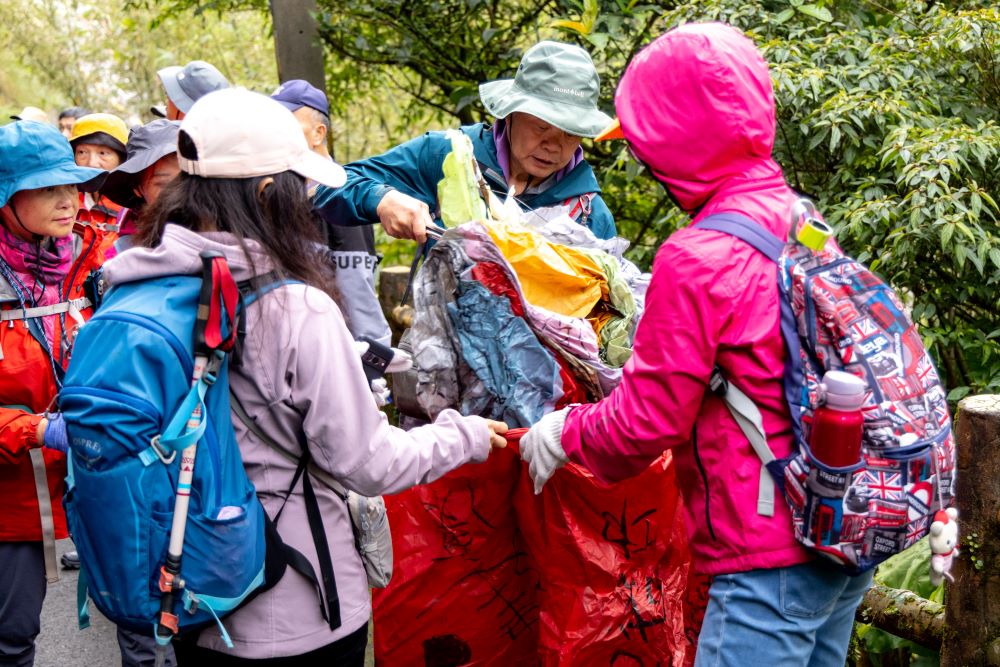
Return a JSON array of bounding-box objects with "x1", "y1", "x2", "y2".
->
[{"x1": 177, "y1": 88, "x2": 346, "y2": 188}]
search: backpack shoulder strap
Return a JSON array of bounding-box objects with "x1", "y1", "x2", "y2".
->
[
  {"x1": 695, "y1": 212, "x2": 788, "y2": 517},
  {"x1": 695, "y1": 213, "x2": 785, "y2": 263},
  {"x1": 237, "y1": 272, "x2": 302, "y2": 307},
  {"x1": 229, "y1": 390, "x2": 347, "y2": 498},
  {"x1": 709, "y1": 368, "x2": 777, "y2": 517}
]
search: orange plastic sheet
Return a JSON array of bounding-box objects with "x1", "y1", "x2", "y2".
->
[
  {"x1": 484, "y1": 221, "x2": 606, "y2": 319},
  {"x1": 372, "y1": 445, "x2": 707, "y2": 666}
]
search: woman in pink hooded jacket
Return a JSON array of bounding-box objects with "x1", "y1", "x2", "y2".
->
[{"x1": 521, "y1": 23, "x2": 872, "y2": 666}]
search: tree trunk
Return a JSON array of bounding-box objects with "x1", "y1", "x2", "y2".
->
[
  {"x1": 940, "y1": 395, "x2": 1000, "y2": 666},
  {"x1": 269, "y1": 0, "x2": 325, "y2": 89},
  {"x1": 855, "y1": 583, "x2": 944, "y2": 650}
]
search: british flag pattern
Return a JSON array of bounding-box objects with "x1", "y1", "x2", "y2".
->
[{"x1": 778, "y1": 237, "x2": 957, "y2": 573}]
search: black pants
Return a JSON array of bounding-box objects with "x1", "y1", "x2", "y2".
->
[
  {"x1": 0, "y1": 543, "x2": 45, "y2": 667},
  {"x1": 173, "y1": 623, "x2": 367, "y2": 666},
  {"x1": 118, "y1": 627, "x2": 176, "y2": 667}
]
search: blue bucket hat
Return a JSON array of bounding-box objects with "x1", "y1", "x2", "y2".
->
[{"x1": 0, "y1": 121, "x2": 106, "y2": 208}]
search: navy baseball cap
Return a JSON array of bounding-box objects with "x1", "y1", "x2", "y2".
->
[{"x1": 270, "y1": 80, "x2": 330, "y2": 117}]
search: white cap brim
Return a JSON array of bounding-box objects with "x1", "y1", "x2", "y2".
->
[{"x1": 293, "y1": 150, "x2": 346, "y2": 188}]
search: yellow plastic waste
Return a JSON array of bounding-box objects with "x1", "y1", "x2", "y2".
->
[{"x1": 485, "y1": 221, "x2": 606, "y2": 318}]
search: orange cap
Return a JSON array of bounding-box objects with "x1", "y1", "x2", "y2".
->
[{"x1": 594, "y1": 118, "x2": 625, "y2": 141}]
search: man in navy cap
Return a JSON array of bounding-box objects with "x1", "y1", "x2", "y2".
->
[{"x1": 271, "y1": 79, "x2": 392, "y2": 347}]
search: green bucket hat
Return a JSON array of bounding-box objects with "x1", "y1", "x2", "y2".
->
[{"x1": 479, "y1": 41, "x2": 613, "y2": 139}]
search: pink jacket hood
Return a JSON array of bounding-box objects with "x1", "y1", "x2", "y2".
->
[{"x1": 616, "y1": 23, "x2": 783, "y2": 213}]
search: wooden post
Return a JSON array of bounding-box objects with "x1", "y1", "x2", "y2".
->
[
  {"x1": 377, "y1": 266, "x2": 413, "y2": 346},
  {"x1": 269, "y1": 0, "x2": 325, "y2": 89},
  {"x1": 940, "y1": 395, "x2": 1000, "y2": 666}
]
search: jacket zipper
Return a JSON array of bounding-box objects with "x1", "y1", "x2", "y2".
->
[
  {"x1": 59, "y1": 386, "x2": 160, "y2": 419},
  {"x1": 691, "y1": 424, "x2": 717, "y2": 541}
]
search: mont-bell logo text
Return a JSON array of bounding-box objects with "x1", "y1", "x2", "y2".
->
[{"x1": 553, "y1": 86, "x2": 586, "y2": 98}]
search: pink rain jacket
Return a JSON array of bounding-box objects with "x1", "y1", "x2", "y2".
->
[{"x1": 562, "y1": 23, "x2": 814, "y2": 575}]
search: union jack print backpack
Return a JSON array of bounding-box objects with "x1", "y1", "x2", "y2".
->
[{"x1": 697, "y1": 205, "x2": 957, "y2": 574}]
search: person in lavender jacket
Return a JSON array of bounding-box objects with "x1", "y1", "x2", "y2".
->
[{"x1": 106, "y1": 88, "x2": 508, "y2": 665}]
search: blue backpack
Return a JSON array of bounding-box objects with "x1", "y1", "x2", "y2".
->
[
  {"x1": 697, "y1": 209, "x2": 956, "y2": 574},
  {"x1": 61, "y1": 253, "x2": 340, "y2": 645}
]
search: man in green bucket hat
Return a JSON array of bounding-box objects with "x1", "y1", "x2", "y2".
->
[{"x1": 314, "y1": 40, "x2": 617, "y2": 241}]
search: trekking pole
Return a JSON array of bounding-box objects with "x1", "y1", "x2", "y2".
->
[{"x1": 154, "y1": 250, "x2": 229, "y2": 667}]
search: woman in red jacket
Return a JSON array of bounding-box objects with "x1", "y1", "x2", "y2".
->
[{"x1": 0, "y1": 120, "x2": 104, "y2": 666}]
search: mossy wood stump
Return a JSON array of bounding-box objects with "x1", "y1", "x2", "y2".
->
[{"x1": 941, "y1": 395, "x2": 1000, "y2": 666}]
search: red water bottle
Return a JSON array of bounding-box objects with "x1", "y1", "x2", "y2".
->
[{"x1": 809, "y1": 371, "x2": 866, "y2": 467}]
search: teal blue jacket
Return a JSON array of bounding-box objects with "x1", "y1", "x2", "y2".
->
[{"x1": 314, "y1": 123, "x2": 616, "y2": 240}]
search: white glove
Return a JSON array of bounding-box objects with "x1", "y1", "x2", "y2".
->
[
  {"x1": 370, "y1": 378, "x2": 391, "y2": 407},
  {"x1": 385, "y1": 347, "x2": 413, "y2": 373},
  {"x1": 520, "y1": 408, "x2": 570, "y2": 494}
]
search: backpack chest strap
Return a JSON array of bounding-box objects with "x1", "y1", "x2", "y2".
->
[{"x1": 1, "y1": 297, "x2": 91, "y2": 323}]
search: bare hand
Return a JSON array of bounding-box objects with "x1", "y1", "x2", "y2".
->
[
  {"x1": 485, "y1": 419, "x2": 509, "y2": 449},
  {"x1": 376, "y1": 190, "x2": 433, "y2": 243}
]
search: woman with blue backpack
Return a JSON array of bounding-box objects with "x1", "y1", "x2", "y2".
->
[
  {"x1": 0, "y1": 120, "x2": 104, "y2": 666},
  {"x1": 520, "y1": 23, "x2": 879, "y2": 666},
  {"x1": 81, "y1": 88, "x2": 509, "y2": 666}
]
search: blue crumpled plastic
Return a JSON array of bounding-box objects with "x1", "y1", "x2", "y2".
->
[{"x1": 447, "y1": 280, "x2": 561, "y2": 427}]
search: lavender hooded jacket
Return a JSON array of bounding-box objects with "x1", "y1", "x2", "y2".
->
[
  {"x1": 103, "y1": 225, "x2": 492, "y2": 658},
  {"x1": 561, "y1": 24, "x2": 813, "y2": 576}
]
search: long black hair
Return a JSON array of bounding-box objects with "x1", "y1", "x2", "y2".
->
[{"x1": 137, "y1": 170, "x2": 338, "y2": 300}]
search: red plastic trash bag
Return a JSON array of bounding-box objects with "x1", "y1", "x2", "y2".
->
[
  {"x1": 512, "y1": 450, "x2": 696, "y2": 666},
  {"x1": 373, "y1": 435, "x2": 705, "y2": 665},
  {"x1": 373, "y1": 447, "x2": 539, "y2": 666}
]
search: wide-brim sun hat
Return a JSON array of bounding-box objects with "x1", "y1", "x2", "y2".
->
[
  {"x1": 102, "y1": 119, "x2": 182, "y2": 208},
  {"x1": 0, "y1": 121, "x2": 106, "y2": 208},
  {"x1": 478, "y1": 40, "x2": 613, "y2": 139},
  {"x1": 177, "y1": 88, "x2": 346, "y2": 188}
]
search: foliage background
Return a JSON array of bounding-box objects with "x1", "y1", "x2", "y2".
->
[
  {"x1": 0, "y1": 0, "x2": 276, "y2": 122},
  {"x1": 1, "y1": 0, "x2": 997, "y2": 399},
  {"x1": 329, "y1": 0, "x2": 1000, "y2": 401}
]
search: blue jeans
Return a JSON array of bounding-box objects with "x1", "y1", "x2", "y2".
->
[{"x1": 695, "y1": 560, "x2": 873, "y2": 667}]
